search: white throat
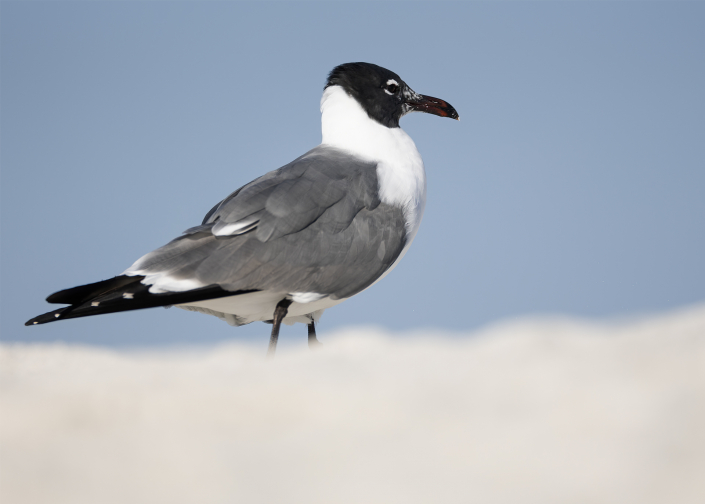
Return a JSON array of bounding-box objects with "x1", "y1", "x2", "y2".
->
[{"x1": 320, "y1": 85, "x2": 427, "y2": 243}]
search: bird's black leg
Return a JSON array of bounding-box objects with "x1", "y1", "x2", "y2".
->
[
  {"x1": 308, "y1": 320, "x2": 321, "y2": 348},
  {"x1": 267, "y1": 299, "x2": 292, "y2": 358}
]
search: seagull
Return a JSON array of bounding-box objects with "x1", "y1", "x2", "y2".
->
[{"x1": 25, "y1": 62, "x2": 459, "y2": 355}]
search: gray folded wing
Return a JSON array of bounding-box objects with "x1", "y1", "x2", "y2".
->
[{"x1": 126, "y1": 145, "x2": 407, "y2": 299}]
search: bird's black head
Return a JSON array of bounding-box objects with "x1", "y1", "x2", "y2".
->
[{"x1": 325, "y1": 62, "x2": 459, "y2": 128}]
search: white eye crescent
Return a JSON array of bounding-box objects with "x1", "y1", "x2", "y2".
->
[{"x1": 384, "y1": 79, "x2": 400, "y2": 95}]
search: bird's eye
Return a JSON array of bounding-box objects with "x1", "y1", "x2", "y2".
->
[{"x1": 384, "y1": 80, "x2": 400, "y2": 96}]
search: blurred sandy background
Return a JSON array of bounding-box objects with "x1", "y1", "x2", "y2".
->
[{"x1": 2, "y1": 304, "x2": 704, "y2": 504}]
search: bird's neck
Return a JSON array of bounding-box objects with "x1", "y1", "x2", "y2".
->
[{"x1": 320, "y1": 86, "x2": 417, "y2": 165}]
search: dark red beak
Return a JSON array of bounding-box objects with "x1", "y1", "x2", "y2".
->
[{"x1": 407, "y1": 94, "x2": 459, "y2": 120}]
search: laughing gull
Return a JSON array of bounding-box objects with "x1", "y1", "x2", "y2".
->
[{"x1": 26, "y1": 62, "x2": 459, "y2": 355}]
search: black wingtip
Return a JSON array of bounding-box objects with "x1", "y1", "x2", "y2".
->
[
  {"x1": 27, "y1": 281, "x2": 260, "y2": 327},
  {"x1": 25, "y1": 308, "x2": 68, "y2": 326},
  {"x1": 46, "y1": 275, "x2": 145, "y2": 304}
]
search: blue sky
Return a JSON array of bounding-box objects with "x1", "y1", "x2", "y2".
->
[{"x1": 2, "y1": 1, "x2": 704, "y2": 346}]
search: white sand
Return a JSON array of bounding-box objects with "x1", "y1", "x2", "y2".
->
[{"x1": 2, "y1": 305, "x2": 704, "y2": 504}]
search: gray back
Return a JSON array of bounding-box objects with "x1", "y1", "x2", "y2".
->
[{"x1": 130, "y1": 146, "x2": 407, "y2": 299}]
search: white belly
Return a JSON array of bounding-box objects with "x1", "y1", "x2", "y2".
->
[{"x1": 177, "y1": 291, "x2": 345, "y2": 326}]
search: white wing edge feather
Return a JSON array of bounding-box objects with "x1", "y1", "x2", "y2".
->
[{"x1": 212, "y1": 219, "x2": 259, "y2": 237}]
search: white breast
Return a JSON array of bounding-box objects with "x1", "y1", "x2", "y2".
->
[{"x1": 320, "y1": 86, "x2": 427, "y2": 245}]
